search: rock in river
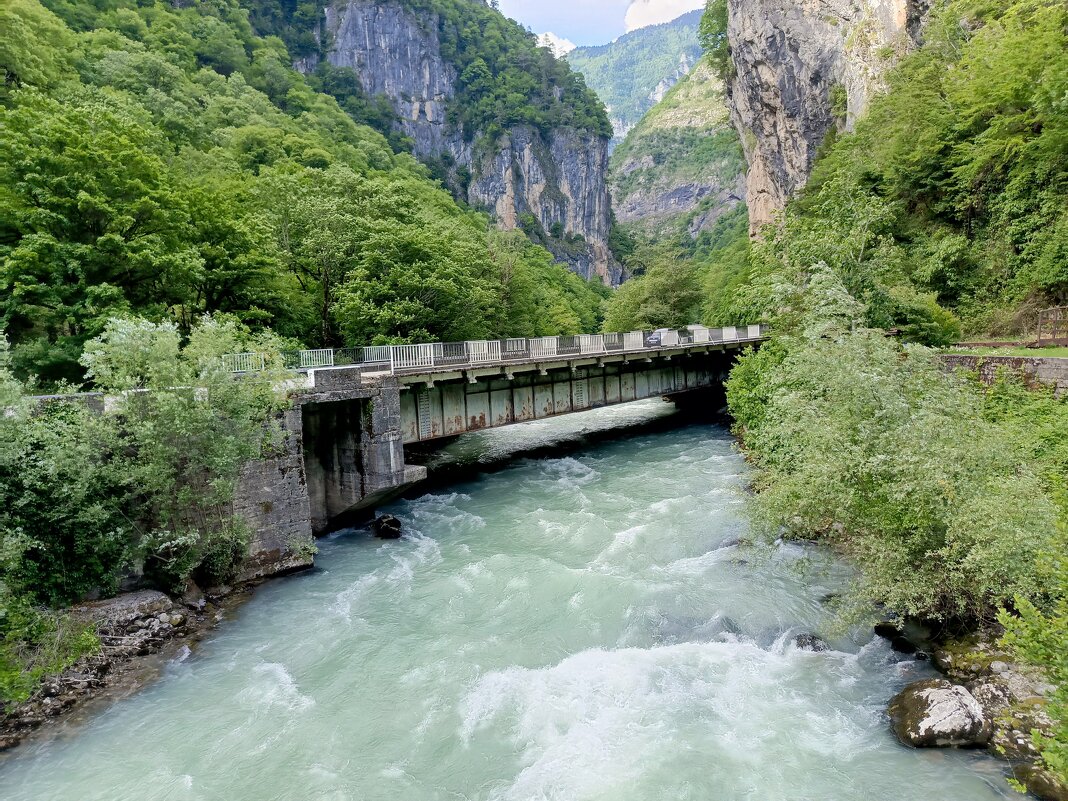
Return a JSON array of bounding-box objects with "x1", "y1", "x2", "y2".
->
[
  {"x1": 888, "y1": 678, "x2": 991, "y2": 747},
  {"x1": 793, "y1": 633, "x2": 829, "y2": 652},
  {"x1": 373, "y1": 514, "x2": 403, "y2": 539}
]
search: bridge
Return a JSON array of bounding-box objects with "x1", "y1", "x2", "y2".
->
[{"x1": 227, "y1": 325, "x2": 767, "y2": 579}]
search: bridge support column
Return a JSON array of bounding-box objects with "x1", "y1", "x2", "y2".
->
[{"x1": 302, "y1": 381, "x2": 426, "y2": 534}]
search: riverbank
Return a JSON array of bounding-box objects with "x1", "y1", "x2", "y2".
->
[
  {"x1": 0, "y1": 585, "x2": 259, "y2": 752},
  {"x1": 877, "y1": 623, "x2": 1065, "y2": 800},
  {"x1": 0, "y1": 402, "x2": 690, "y2": 755}
]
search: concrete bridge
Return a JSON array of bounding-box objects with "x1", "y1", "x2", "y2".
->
[{"x1": 229, "y1": 326, "x2": 767, "y2": 579}]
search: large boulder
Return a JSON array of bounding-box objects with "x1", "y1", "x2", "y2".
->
[
  {"x1": 794, "y1": 633, "x2": 829, "y2": 652},
  {"x1": 888, "y1": 678, "x2": 991, "y2": 747}
]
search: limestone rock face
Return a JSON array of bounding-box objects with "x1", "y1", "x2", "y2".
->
[
  {"x1": 888, "y1": 678, "x2": 991, "y2": 747},
  {"x1": 726, "y1": 0, "x2": 930, "y2": 234},
  {"x1": 315, "y1": 0, "x2": 618, "y2": 283}
]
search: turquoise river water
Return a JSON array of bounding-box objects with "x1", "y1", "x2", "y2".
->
[{"x1": 1, "y1": 400, "x2": 1016, "y2": 800}]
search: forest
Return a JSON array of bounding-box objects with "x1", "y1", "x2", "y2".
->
[{"x1": 1, "y1": 0, "x2": 609, "y2": 387}]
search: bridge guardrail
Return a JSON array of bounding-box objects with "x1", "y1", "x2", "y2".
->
[{"x1": 234, "y1": 324, "x2": 768, "y2": 375}]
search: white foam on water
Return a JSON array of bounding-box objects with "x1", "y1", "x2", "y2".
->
[
  {"x1": 457, "y1": 640, "x2": 898, "y2": 800},
  {"x1": 237, "y1": 662, "x2": 315, "y2": 713},
  {"x1": 538, "y1": 456, "x2": 601, "y2": 487}
]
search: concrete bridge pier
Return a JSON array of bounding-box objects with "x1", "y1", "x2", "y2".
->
[{"x1": 302, "y1": 379, "x2": 427, "y2": 534}]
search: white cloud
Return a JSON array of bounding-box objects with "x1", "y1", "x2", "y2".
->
[
  {"x1": 538, "y1": 31, "x2": 578, "y2": 57},
  {"x1": 623, "y1": 0, "x2": 705, "y2": 32}
]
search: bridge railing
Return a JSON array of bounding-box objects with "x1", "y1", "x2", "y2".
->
[{"x1": 238, "y1": 324, "x2": 768, "y2": 375}]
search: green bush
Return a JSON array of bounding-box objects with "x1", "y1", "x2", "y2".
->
[
  {"x1": 1001, "y1": 524, "x2": 1068, "y2": 786},
  {"x1": 727, "y1": 269, "x2": 1058, "y2": 623}
]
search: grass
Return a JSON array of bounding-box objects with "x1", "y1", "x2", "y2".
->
[{"x1": 947, "y1": 346, "x2": 1068, "y2": 358}]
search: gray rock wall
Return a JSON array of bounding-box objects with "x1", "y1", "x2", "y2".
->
[
  {"x1": 317, "y1": 0, "x2": 618, "y2": 283},
  {"x1": 726, "y1": 0, "x2": 929, "y2": 234}
]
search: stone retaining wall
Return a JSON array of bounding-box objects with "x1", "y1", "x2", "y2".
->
[{"x1": 940, "y1": 355, "x2": 1068, "y2": 396}]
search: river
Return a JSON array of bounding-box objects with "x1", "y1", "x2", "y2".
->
[{"x1": 1, "y1": 400, "x2": 1014, "y2": 800}]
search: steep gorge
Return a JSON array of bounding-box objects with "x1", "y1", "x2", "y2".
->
[
  {"x1": 288, "y1": 0, "x2": 620, "y2": 283},
  {"x1": 726, "y1": 0, "x2": 930, "y2": 233},
  {"x1": 609, "y1": 58, "x2": 746, "y2": 240}
]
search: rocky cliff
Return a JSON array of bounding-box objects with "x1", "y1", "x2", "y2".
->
[
  {"x1": 726, "y1": 0, "x2": 930, "y2": 233},
  {"x1": 308, "y1": 0, "x2": 618, "y2": 283}
]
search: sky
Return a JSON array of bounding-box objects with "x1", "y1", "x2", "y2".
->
[{"x1": 497, "y1": 0, "x2": 705, "y2": 48}]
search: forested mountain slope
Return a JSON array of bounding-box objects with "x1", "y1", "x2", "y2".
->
[
  {"x1": 0, "y1": 0, "x2": 608, "y2": 385},
  {"x1": 566, "y1": 10, "x2": 703, "y2": 146},
  {"x1": 609, "y1": 58, "x2": 744, "y2": 238},
  {"x1": 242, "y1": 0, "x2": 620, "y2": 283}
]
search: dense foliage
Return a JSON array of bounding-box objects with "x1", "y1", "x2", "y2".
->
[
  {"x1": 603, "y1": 205, "x2": 750, "y2": 331},
  {"x1": 727, "y1": 268, "x2": 1058, "y2": 622},
  {"x1": 0, "y1": 316, "x2": 289, "y2": 705},
  {"x1": 1002, "y1": 524, "x2": 1068, "y2": 785},
  {"x1": 566, "y1": 10, "x2": 703, "y2": 140},
  {"x1": 0, "y1": 0, "x2": 606, "y2": 386},
  {"x1": 698, "y1": 0, "x2": 731, "y2": 83}
]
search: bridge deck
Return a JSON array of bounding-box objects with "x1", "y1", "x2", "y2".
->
[{"x1": 224, "y1": 325, "x2": 768, "y2": 380}]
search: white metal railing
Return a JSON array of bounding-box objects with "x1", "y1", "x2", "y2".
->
[
  {"x1": 530, "y1": 337, "x2": 558, "y2": 359},
  {"x1": 222, "y1": 352, "x2": 265, "y2": 373},
  {"x1": 362, "y1": 345, "x2": 391, "y2": 363},
  {"x1": 579, "y1": 334, "x2": 606, "y2": 355},
  {"x1": 469, "y1": 340, "x2": 502, "y2": 363},
  {"x1": 299, "y1": 349, "x2": 334, "y2": 369},
  {"x1": 391, "y1": 344, "x2": 434, "y2": 371},
  {"x1": 227, "y1": 324, "x2": 767, "y2": 375}
]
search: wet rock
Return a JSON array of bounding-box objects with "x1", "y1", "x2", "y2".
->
[
  {"x1": 874, "y1": 621, "x2": 903, "y2": 640},
  {"x1": 373, "y1": 514, "x2": 403, "y2": 540},
  {"x1": 71, "y1": 590, "x2": 172, "y2": 630},
  {"x1": 932, "y1": 635, "x2": 1012, "y2": 682},
  {"x1": 205, "y1": 585, "x2": 232, "y2": 601},
  {"x1": 992, "y1": 701, "x2": 1055, "y2": 761},
  {"x1": 888, "y1": 678, "x2": 991, "y2": 747},
  {"x1": 1016, "y1": 763, "x2": 1068, "y2": 801},
  {"x1": 180, "y1": 579, "x2": 206, "y2": 611},
  {"x1": 794, "y1": 633, "x2": 829, "y2": 652},
  {"x1": 890, "y1": 636, "x2": 919, "y2": 655},
  {"x1": 968, "y1": 676, "x2": 1013, "y2": 721}
]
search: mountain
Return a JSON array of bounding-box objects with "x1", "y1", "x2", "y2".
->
[
  {"x1": 566, "y1": 10, "x2": 703, "y2": 145},
  {"x1": 609, "y1": 57, "x2": 745, "y2": 239},
  {"x1": 244, "y1": 0, "x2": 620, "y2": 283}
]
